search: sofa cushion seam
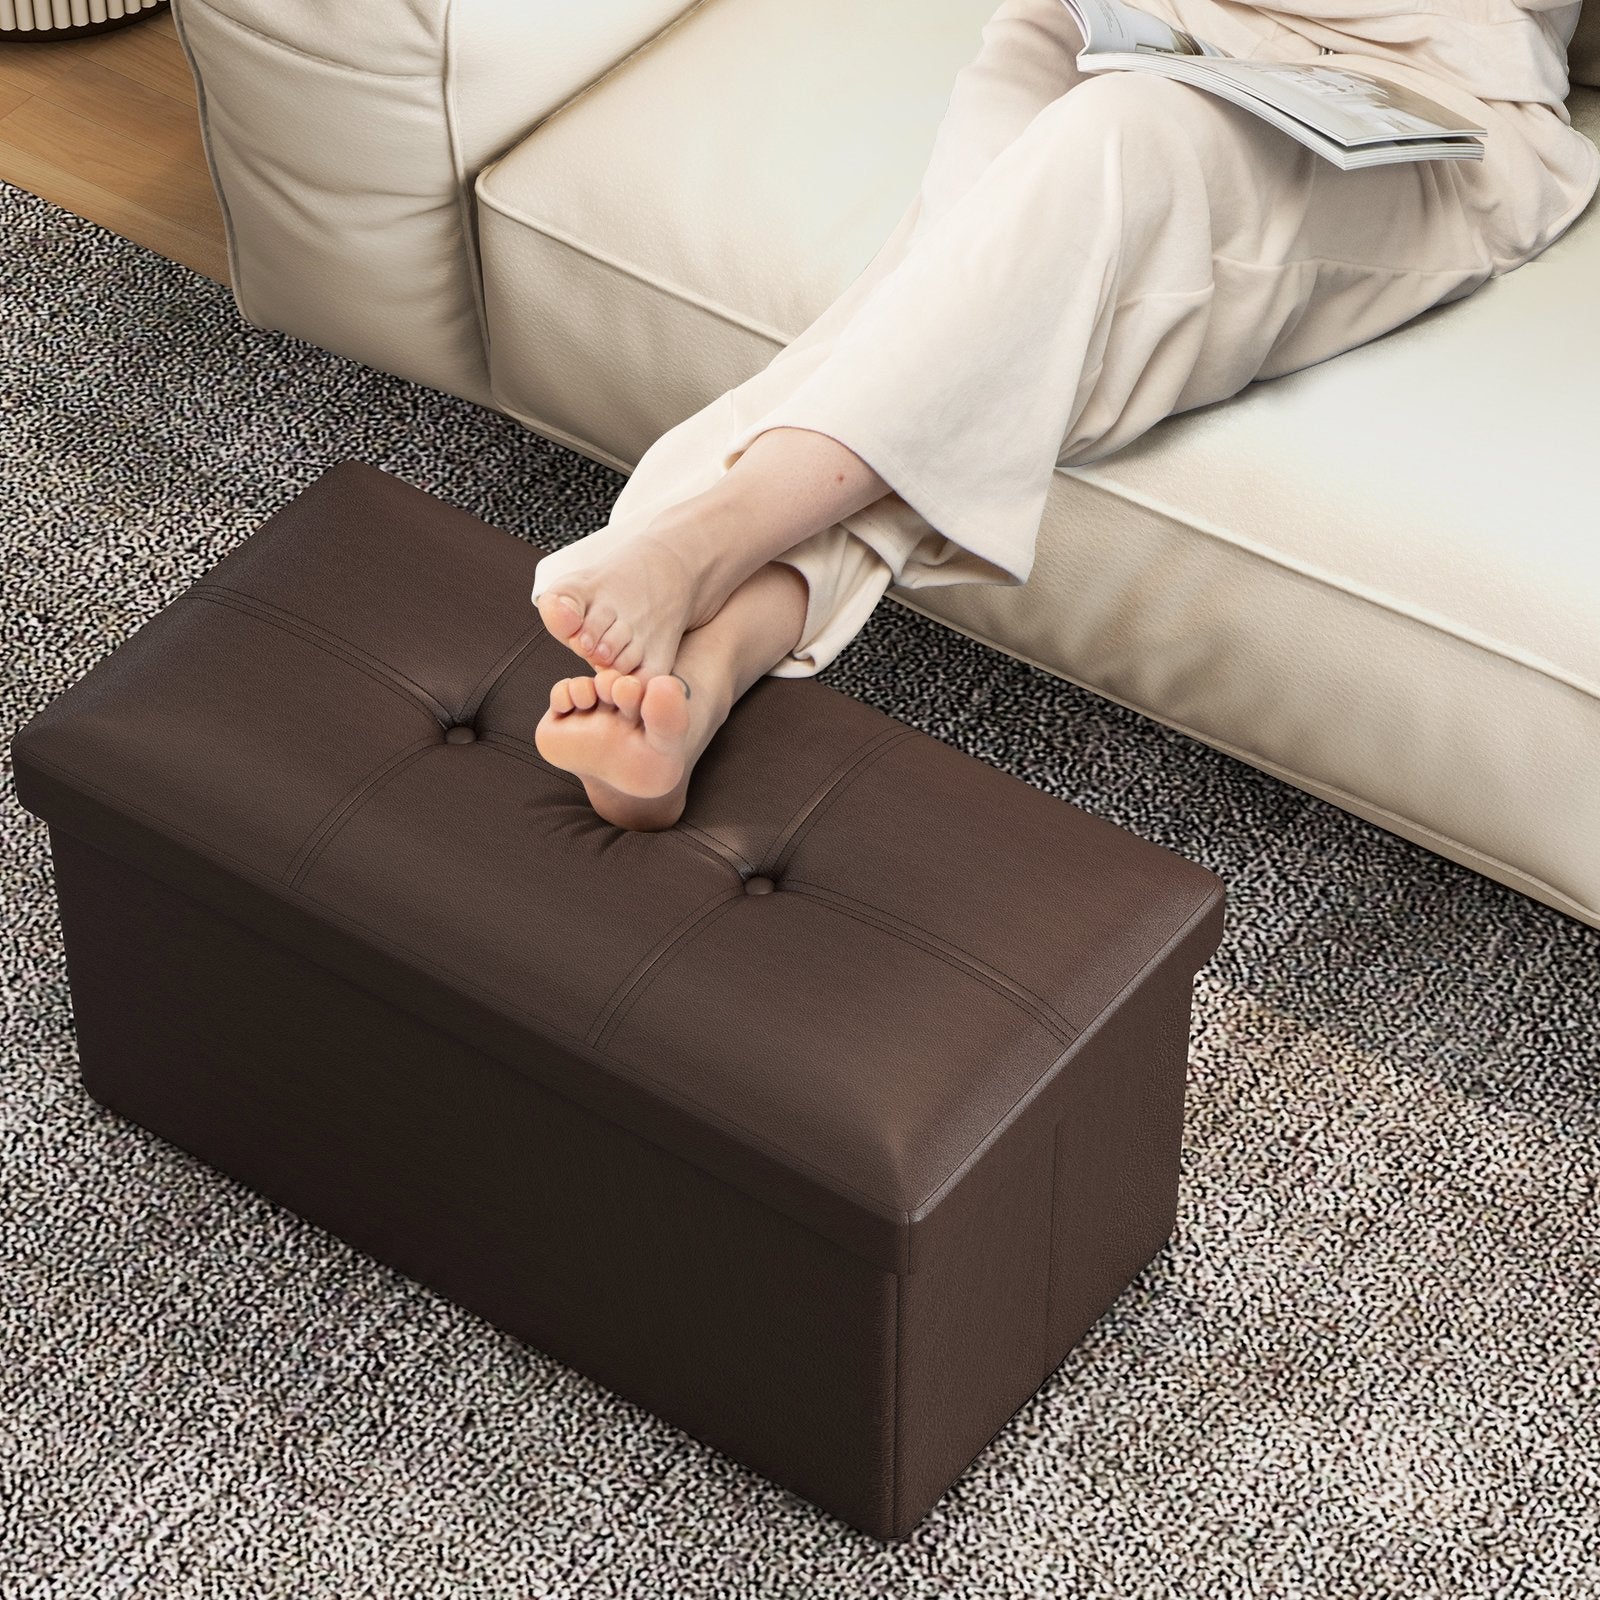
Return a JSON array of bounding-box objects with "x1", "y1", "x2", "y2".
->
[
  {"x1": 169, "y1": 0, "x2": 247, "y2": 303},
  {"x1": 441, "y1": 0, "x2": 494, "y2": 389},
  {"x1": 897, "y1": 591, "x2": 1600, "y2": 923},
  {"x1": 474, "y1": 187, "x2": 795, "y2": 348},
  {"x1": 177, "y1": 0, "x2": 435, "y2": 79}
]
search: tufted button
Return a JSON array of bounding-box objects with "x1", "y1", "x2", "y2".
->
[
  {"x1": 743, "y1": 875, "x2": 777, "y2": 896},
  {"x1": 444, "y1": 725, "x2": 478, "y2": 745}
]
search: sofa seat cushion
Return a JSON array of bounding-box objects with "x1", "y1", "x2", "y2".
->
[
  {"x1": 913, "y1": 88, "x2": 1600, "y2": 925},
  {"x1": 477, "y1": 0, "x2": 1600, "y2": 923}
]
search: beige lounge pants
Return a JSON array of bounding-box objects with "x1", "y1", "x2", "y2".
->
[{"x1": 530, "y1": 0, "x2": 1564, "y2": 677}]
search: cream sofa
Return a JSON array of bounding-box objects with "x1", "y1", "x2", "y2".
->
[{"x1": 172, "y1": 0, "x2": 1600, "y2": 928}]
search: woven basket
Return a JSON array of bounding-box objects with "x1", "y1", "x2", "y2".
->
[{"x1": 0, "y1": 0, "x2": 167, "y2": 41}]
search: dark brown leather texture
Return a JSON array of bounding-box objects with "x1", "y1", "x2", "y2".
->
[{"x1": 12, "y1": 461, "x2": 1226, "y2": 1538}]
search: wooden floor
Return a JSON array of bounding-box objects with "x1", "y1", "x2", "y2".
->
[{"x1": 0, "y1": 8, "x2": 229, "y2": 282}]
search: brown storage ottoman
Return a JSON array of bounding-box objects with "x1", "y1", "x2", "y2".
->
[{"x1": 12, "y1": 462, "x2": 1225, "y2": 1539}]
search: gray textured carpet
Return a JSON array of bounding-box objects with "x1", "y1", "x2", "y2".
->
[{"x1": 3, "y1": 180, "x2": 1598, "y2": 1600}]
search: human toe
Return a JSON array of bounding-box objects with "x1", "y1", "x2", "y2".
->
[
  {"x1": 612, "y1": 674, "x2": 646, "y2": 720},
  {"x1": 611, "y1": 637, "x2": 645, "y2": 677},
  {"x1": 640, "y1": 674, "x2": 692, "y2": 747},
  {"x1": 576, "y1": 602, "x2": 617, "y2": 657},
  {"x1": 536, "y1": 590, "x2": 587, "y2": 644},
  {"x1": 590, "y1": 615, "x2": 633, "y2": 667}
]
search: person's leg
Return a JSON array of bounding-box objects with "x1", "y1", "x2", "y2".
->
[
  {"x1": 708, "y1": 68, "x2": 1512, "y2": 670},
  {"x1": 533, "y1": 561, "x2": 809, "y2": 831},
  {"x1": 533, "y1": 426, "x2": 890, "y2": 683},
  {"x1": 909, "y1": 0, "x2": 1090, "y2": 240},
  {"x1": 539, "y1": 11, "x2": 1508, "y2": 706},
  {"x1": 540, "y1": 10, "x2": 1524, "y2": 833},
  {"x1": 532, "y1": 0, "x2": 1090, "y2": 684}
]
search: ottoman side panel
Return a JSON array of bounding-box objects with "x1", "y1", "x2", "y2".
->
[
  {"x1": 1044, "y1": 954, "x2": 1196, "y2": 1360},
  {"x1": 891, "y1": 951, "x2": 1200, "y2": 1534},
  {"x1": 48, "y1": 829, "x2": 901, "y2": 1538},
  {"x1": 892, "y1": 1127, "x2": 1057, "y2": 1537}
]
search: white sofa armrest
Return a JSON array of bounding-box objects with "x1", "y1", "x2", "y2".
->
[{"x1": 172, "y1": 0, "x2": 706, "y2": 405}]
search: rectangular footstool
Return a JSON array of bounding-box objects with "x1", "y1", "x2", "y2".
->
[{"x1": 13, "y1": 462, "x2": 1225, "y2": 1539}]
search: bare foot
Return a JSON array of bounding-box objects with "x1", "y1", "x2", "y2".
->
[
  {"x1": 534, "y1": 526, "x2": 724, "y2": 683},
  {"x1": 533, "y1": 667, "x2": 698, "y2": 830}
]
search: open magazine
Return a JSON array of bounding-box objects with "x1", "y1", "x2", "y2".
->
[{"x1": 1059, "y1": 0, "x2": 1486, "y2": 168}]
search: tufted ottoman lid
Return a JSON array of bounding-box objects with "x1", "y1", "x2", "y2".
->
[{"x1": 13, "y1": 463, "x2": 1225, "y2": 1275}]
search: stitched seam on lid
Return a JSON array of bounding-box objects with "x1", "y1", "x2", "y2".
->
[
  {"x1": 480, "y1": 729, "x2": 583, "y2": 786},
  {"x1": 782, "y1": 880, "x2": 1077, "y2": 1048},
  {"x1": 479, "y1": 736, "x2": 742, "y2": 877},
  {"x1": 286, "y1": 736, "x2": 441, "y2": 890},
  {"x1": 21, "y1": 749, "x2": 910, "y2": 1232},
  {"x1": 459, "y1": 624, "x2": 550, "y2": 723},
  {"x1": 905, "y1": 881, "x2": 1222, "y2": 1220},
  {"x1": 1074, "y1": 881, "x2": 1219, "y2": 1055},
  {"x1": 761, "y1": 727, "x2": 916, "y2": 879},
  {"x1": 188, "y1": 587, "x2": 453, "y2": 724},
  {"x1": 588, "y1": 889, "x2": 745, "y2": 1052},
  {"x1": 670, "y1": 822, "x2": 754, "y2": 877}
]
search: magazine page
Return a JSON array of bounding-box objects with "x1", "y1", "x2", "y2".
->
[
  {"x1": 1057, "y1": 0, "x2": 1486, "y2": 162},
  {"x1": 1107, "y1": 56, "x2": 1483, "y2": 165},
  {"x1": 1182, "y1": 59, "x2": 1487, "y2": 143},
  {"x1": 1059, "y1": 0, "x2": 1227, "y2": 58}
]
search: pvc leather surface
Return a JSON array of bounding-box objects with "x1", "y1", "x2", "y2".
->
[{"x1": 13, "y1": 463, "x2": 1225, "y2": 1276}]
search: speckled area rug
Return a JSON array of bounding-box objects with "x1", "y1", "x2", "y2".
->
[{"x1": 3, "y1": 181, "x2": 1598, "y2": 1600}]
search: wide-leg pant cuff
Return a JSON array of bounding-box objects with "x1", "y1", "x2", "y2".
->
[
  {"x1": 718, "y1": 404, "x2": 1035, "y2": 592},
  {"x1": 528, "y1": 401, "x2": 1032, "y2": 683},
  {"x1": 720, "y1": 409, "x2": 1029, "y2": 678},
  {"x1": 768, "y1": 526, "x2": 896, "y2": 679}
]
